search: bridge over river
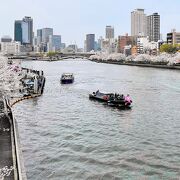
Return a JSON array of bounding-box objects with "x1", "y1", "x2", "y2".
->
[{"x1": 8, "y1": 52, "x2": 95, "y2": 60}]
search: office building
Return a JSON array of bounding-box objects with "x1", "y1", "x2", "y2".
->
[
  {"x1": 106, "y1": 26, "x2": 114, "y2": 39},
  {"x1": 167, "y1": 29, "x2": 180, "y2": 45},
  {"x1": 33, "y1": 36, "x2": 37, "y2": 47},
  {"x1": 1, "y1": 36, "x2": 12, "y2": 42},
  {"x1": 86, "y1": 34, "x2": 95, "y2": 52},
  {"x1": 48, "y1": 35, "x2": 61, "y2": 52},
  {"x1": 68, "y1": 44, "x2": 78, "y2": 52},
  {"x1": 42, "y1": 28, "x2": 53, "y2": 44},
  {"x1": 97, "y1": 36, "x2": 104, "y2": 50},
  {"x1": 37, "y1": 29, "x2": 42, "y2": 45},
  {"x1": 118, "y1": 34, "x2": 136, "y2": 53},
  {"x1": 147, "y1": 13, "x2": 160, "y2": 42},
  {"x1": 14, "y1": 16, "x2": 33, "y2": 45},
  {"x1": 137, "y1": 36, "x2": 158, "y2": 54},
  {"x1": 137, "y1": 37, "x2": 149, "y2": 54},
  {"x1": 131, "y1": 9, "x2": 147, "y2": 36},
  {"x1": 1, "y1": 41, "x2": 21, "y2": 55},
  {"x1": 14, "y1": 20, "x2": 23, "y2": 43},
  {"x1": 23, "y1": 16, "x2": 33, "y2": 45}
]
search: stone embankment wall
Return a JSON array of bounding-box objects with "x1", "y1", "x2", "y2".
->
[{"x1": 90, "y1": 59, "x2": 180, "y2": 70}]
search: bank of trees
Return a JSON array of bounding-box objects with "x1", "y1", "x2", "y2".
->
[
  {"x1": 160, "y1": 44, "x2": 180, "y2": 54},
  {"x1": 0, "y1": 56, "x2": 22, "y2": 96},
  {"x1": 47, "y1": 52, "x2": 59, "y2": 57}
]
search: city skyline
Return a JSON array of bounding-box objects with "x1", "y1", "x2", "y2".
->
[{"x1": 0, "y1": 0, "x2": 180, "y2": 47}]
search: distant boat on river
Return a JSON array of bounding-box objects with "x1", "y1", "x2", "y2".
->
[
  {"x1": 89, "y1": 90, "x2": 132, "y2": 108},
  {"x1": 60, "y1": 73, "x2": 74, "y2": 84}
]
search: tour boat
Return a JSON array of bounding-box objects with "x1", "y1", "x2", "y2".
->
[
  {"x1": 60, "y1": 73, "x2": 74, "y2": 84},
  {"x1": 89, "y1": 90, "x2": 132, "y2": 108}
]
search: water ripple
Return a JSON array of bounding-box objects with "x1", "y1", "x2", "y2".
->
[{"x1": 13, "y1": 60, "x2": 180, "y2": 179}]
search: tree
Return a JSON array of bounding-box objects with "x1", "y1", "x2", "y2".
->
[
  {"x1": 0, "y1": 56, "x2": 22, "y2": 97},
  {"x1": 47, "y1": 52, "x2": 58, "y2": 57},
  {"x1": 160, "y1": 44, "x2": 178, "y2": 54}
]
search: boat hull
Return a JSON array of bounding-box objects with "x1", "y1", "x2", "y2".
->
[
  {"x1": 89, "y1": 94, "x2": 108, "y2": 102},
  {"x1": 61, "y1": 79, "x2": 74, "y2": 84}
]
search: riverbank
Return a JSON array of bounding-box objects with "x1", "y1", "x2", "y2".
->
[
  {"x1": 0, "y1": 97, "x2": 27, "y2": 180},
  {"x1": 10, "y1": 69, "x2": 46, "y2": 107},
  {"x1": 90, "y1": 59, "x2": 180, "y2": 70},
  {"x1": 0, "y1": 61, "x2": 46, "y2": 179}
]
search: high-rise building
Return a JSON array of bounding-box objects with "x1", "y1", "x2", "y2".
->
[
  {"x1": 86, "y1": 34, "x2": 95, "y2": 52},
  {"x1": 167, "y1": 29, "x2": 180, "y2": 45},
  {"x1": 21, "y1": 21, "x2": 29, "y2": 44},
  {"x1": 23, "y1": 16, "x2": 33, "y2": 45},
  {"x1": 37, "y1": 29, "x2": 42, "y2": 45},
  {"x1": 33, "y1": 36, "x2": 37, "y2": 47},
  {"x1": 106, "y1": 26, "x2": 114, "y2": 39},
  {"x1": 14, "y1": 20, "x2": 23, "y2": 43},
  {"x1": 147, "y1": 13, "x2": 160, "y2": 42},
  {"x1": 42, "y1": 28, "x2": 53, "y2": 44},
  {"x1": 14, "y1": 16, "x2": 33, "y2": 45},
  {"x1": 48, "y1": 35, "x2": 61, "y2": 52},
  {"x1": 97, "y1": 36, "x2": 104, "y2": 50},
  {"x1": 131, "y1": 9, "x2": 147, "y2": 36}
]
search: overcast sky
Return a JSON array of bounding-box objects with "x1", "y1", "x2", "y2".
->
[{"x1": 0, "y1": 0, "x2": 180, "y2": 47}]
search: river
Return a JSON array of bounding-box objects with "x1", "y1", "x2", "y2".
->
[{"x1": 13, "y1": 59, "x2": 180, "y2": 179}]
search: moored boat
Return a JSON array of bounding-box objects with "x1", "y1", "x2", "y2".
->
[
  {"x1": 60, "y1": 73, "x2": 74, "y2": 84},
  {"x1": 89, "y1": 90, "x2": 132, "y2": 108}
]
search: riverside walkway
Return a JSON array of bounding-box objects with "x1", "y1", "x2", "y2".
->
[
  {"x1": 0, "y1": 99, "x2": 14, "y2": 180},
  {"x1": 0, "y1": 67, "x2": 45, "y2": 179}
]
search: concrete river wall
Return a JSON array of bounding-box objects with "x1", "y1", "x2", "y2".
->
[
  {"x1": 90, "y1": 59, "x2": 180, "y2": 70},
  {"x1": 0, "y1": 97, "x2": 27, "y2": 180}
]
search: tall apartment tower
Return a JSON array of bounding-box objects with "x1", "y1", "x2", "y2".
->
[
  {"x1": 86, "y1": 34, "x2": 95, "y2": 52},
  {"x1": 106, "y1": 26, "x2": 114, "y2": 39},
  {"x1": 14, "y1": 16, "x2": 33, "y2": 45},
  {"x1": 147, "y1": 13, "x2": 160, "y2": 42},
  {"x1": 131, "y1": 9, "x2": 147, "y2": 36}
]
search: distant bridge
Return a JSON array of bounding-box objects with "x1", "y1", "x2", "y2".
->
[
  {"x1": 8, "y1": 52, "x2": 95, "y2": 60},
  {"x1": 58, "y1": 52, "x2": 95, "y2": 58}
]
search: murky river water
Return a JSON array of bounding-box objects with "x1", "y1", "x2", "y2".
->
[{"x1": 13, "y1": 59, "x2": 180, "y2": 179}]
